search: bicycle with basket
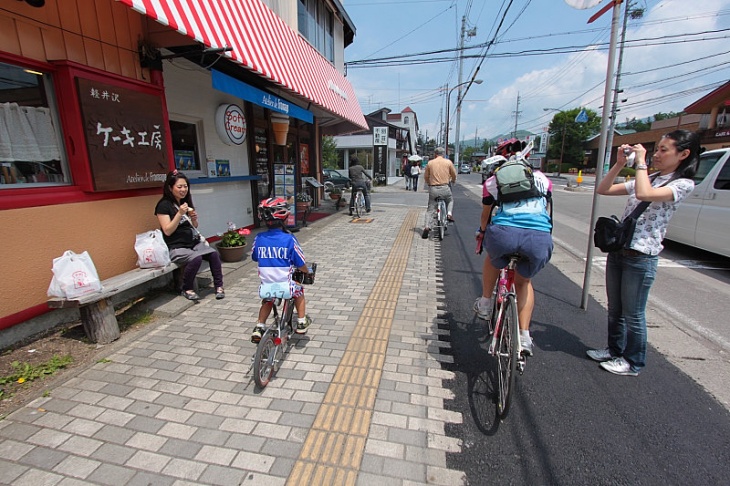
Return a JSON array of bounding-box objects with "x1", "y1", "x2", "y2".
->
[{"x1": 251, "y1": 262, "x2": 317, "y2": 389}]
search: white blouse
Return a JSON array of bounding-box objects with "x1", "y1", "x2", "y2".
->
[{"x1": 621, "y1": 173, "x2": 695, "y2": 255}]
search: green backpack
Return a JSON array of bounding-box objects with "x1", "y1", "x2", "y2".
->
[{"x1": 493, "y1": 159, "x2": 542, "y2": 203}]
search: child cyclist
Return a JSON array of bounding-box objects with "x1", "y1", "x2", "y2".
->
[{"x1": 250, "y1": 197, "x2": 312, "y2": 342}]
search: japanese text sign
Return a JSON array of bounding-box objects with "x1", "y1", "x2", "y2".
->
[{"x1": 77, "y1": 77, "x2": 168, "y2": 191}]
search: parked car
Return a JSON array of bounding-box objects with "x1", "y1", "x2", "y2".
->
[
  {"x1": 664, "y1": 148, "x2": 730, "y2": 258},
  {"x1": 323, "y1": 168, "x2": 351, "y2": 189},
  {"x1": 459, "y1": 164, "x2": 471, "y2": 174}
]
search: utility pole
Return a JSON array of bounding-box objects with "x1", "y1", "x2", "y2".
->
[
  {"x1": 453, "y1": 15, "x2": 466, "y2": 163},
  {"x1": 604, "y1": 1, "x2": 635, "y2": 173},
  {"x1": 453, "y1": 17, "x2": 476, "y2": 165},
  {"x1": 512, "y1": 93, "x2": 521, "y2": 138}
]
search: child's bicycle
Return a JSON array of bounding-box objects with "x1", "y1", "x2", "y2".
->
[{"x1": 251, "y1": 263, "x2": 317, "y2": 389}]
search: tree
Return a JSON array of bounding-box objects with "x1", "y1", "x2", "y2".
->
[
  {"x1": 321, "y1": 135, "x2": 338, "y2": 169},
  {"x1": 547, "y1": 108, "x2": 600, "y2": 171}
]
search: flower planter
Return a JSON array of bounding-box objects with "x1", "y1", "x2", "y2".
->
[
  {"x1": 296, "y1": 201, "x2": 312, "y2": 212},
  {"x1": 216, "y1": 243, "x2": 248, "y2": 262},
  {"x1": 329, "y1": 193, "x2": 341, "y2": 200}
]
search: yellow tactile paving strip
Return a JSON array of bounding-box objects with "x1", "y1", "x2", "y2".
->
[{"x1": 287, "y1": 209, "x2": 419, "y2": 486}]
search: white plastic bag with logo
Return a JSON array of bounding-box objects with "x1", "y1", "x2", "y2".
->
[
  {"x1": 47, "y1": 250, "x2": 103, "y2": 299},
  {"x1": 134, "y1": 229, "x2": 171, "y2": 268}
]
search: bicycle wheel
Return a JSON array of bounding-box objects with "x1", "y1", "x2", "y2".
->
[
  {"x1": 355, "y1": 192, "x2": 364, "y2": 218},
  {"x1": 496, "y1": 294, "x2": 519, "y2": 419},
  {"x1": 437, "y1": 202, "x2": 446, "y2": 240},
  {"x1": 253, "y1": 332, "x2": 278, "y2": 389}
]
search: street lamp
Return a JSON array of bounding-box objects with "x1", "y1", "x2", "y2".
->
[
  {"x1": 445, "y1": 79, "x2": 482, "y2": 162},
  {"x1": 543, "y1": 108, "x2": 567, "y2": 176}
]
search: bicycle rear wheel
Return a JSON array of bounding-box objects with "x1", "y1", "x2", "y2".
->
[
  {"x1": 253, "y1": 333, "x2": 278, "y2": 389},
  {"x1": 355, "y1": 192, "x2": 364, "y2": 218},
  {"x1": 496, "y1": 294, "x2": 519, "y2": 419}
]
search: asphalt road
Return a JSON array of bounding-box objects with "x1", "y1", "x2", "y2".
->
[{"x1": 436, "y1": 176, "x2": 730, "y2": 485}]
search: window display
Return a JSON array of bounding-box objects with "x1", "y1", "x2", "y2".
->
[{"x1": 0, "y1": 61, "x2": 67, "y2": 187}]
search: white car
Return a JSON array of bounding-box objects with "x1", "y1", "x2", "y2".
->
[
  {"x1": 459, "y1": 164, "x2": 471, "y2": 174},
  {"x1": 664, "y1": 148, "x2": 730, "y2": 258}
]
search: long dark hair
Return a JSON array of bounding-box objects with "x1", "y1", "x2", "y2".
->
[
  {"x1": 161, "y1": 170, "x2": 194, "y2": 207},
  {"x1": 663, "y1": 130, "x2": 702, "y2": 179}
]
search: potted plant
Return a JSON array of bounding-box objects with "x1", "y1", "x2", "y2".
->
[
  {"x1": 329, "y1": 186, "x2": 342, "y2": 200},
  {"x1": 216, "y1": 222, "x2": 251, "y2": 262},
  {"x1": 296, "y1": 191, "x2": 313, "y2": 212}
]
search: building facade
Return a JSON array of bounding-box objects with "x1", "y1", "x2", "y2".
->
[
  {"x1": 331, "y1": 108, "x2": 416, "y2": 180},
  {"x1": 0, "y1": 0, "x2": 366, "y2": 341}
]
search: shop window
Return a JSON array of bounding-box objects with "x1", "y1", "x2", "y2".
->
[
  {"x1": 0, "y1": 61, "x2": 68, "y2": 187},
  {"x1": 170, "y1": 119, "x2": 203, "y2": 172}
]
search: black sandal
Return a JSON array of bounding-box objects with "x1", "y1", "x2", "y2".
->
[
  {"x1": 215, "y1": 288, "x2": 225, "y2": 300},
  {"x1": 181, "y1": 290, "x2": 200, "y2": 301}
]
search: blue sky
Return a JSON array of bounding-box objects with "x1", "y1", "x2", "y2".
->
[{"x1": 343, "y1": 0, "x2": 730, "y2": 145}]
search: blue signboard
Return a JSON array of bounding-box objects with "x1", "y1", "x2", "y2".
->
[{"x1": 212, "y1": 70, "x2": 313, "y2": 124}]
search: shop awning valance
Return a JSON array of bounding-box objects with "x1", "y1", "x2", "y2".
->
[{"x1": 118, "y1": 0, "x2": 367, "y2": 132}]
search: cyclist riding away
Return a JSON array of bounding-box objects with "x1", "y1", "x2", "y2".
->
[
  {"x1": 474, "y1": 150, "x2": 553, "y2": 356},
  {"x1": 348, "y1": 156, "x2": 372, "y2": 216},
  {"x1": 251, "y1": 197, "x2": 312, "y2": 342},
  {"x1": 422, "y1": 147, "x2": 457, "y2": 239}
]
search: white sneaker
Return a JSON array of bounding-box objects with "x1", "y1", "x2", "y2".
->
[
  {"x1": 473, "y1": 298, "x2": 491, "y2": 320},
  {"x1": 586, "y1": 348, "x2": 612, "y2": 362},
  {"x1": 599, "y1": 357, "x2": 638, "y2": 376},
  {"x1": 520, "y1": 336, "x2": 534, "y2": 357}
]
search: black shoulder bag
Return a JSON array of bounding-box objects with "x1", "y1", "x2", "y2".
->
[
  {"x1": 593, "y1": 202, "x2": 650, "y2": 253},
  {"x1": 593, "y1": 173, "x2": 672, "y2": 253}
]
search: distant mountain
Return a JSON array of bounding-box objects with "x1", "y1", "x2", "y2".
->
[{"x1": 458, "y1": 130, "x2": 537, "y2": 147}]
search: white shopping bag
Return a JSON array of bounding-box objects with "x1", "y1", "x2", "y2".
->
[
  {"x1": 47, "y1": 250, "x2": 103, "y2": 299},
  {"x1": 134, "y1": 229, "x2": 171, "y2": 268}
]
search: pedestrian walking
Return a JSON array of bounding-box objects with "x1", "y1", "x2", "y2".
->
[
  {"x1": 410, "y1": 160, "x2": 421, "y2": 192},
  {"x1": 586, "y1": 130, "x2": 700, "y2": 376},
  {"x1": 402, "y1": 157, "x2": 411, "y2": 190}
]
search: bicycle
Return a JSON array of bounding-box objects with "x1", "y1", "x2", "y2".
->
[
  {"x1": 432, "y1": 196, "x2": 448, "y2": 240},
  {"x1": 487, "y1": 254, "x2": 526, "y2": 419},
  {"x1": 252, "y1": 263, "x2": 317, "y2": 389},
  {"x1": 352, "y1": 187, "x2": 366, "y2": 218}
]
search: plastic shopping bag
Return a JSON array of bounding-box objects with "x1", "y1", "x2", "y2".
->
[
  {"x1": 134, "y1": 229, "x2": 171, "y2": 268},
  {"x1": 47, "y1": 250, "x2": 103, "y2": 299}
]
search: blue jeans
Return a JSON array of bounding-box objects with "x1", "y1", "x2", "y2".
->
[{"x1": 605, "y1": 251, "x2": 658, "y2": 373}]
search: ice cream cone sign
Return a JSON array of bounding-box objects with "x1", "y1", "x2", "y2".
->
[{"x1": 577, "y1": 170, "x2": 583, "y2": 185}]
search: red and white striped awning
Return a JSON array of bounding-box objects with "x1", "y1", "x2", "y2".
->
[{"x1": 118, "y1": 0, "x2": 367, "y2": 132}]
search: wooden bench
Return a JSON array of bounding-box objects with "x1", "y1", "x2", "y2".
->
[{"x1": 48, "y1": 264, "x2": 179, "y2": 345}]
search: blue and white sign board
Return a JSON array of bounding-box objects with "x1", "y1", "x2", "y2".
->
[{"x1": 212, "y1": 70, "x2": 313, "y2": 124}]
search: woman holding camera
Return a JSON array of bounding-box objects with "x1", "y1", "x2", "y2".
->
[
  {"x1": 586, "y1": 130, "x2": 700, "y2": 376},
  {"x1": 155, "y1": 170, "x2": 225, "y2": 301}
]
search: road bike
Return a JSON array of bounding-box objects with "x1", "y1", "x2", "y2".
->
[
  {"x1": 252, "y1": 263, "x2": 317, "y2": 389},
  {"x1": 487, "y1": 254, "x2": 526, "y2": 419},
  {"x1": 432, "y1": 196, "x2": 448, "y2": 240},
  {"x1": 352, "y1": 187, "x2": 366, "y2": 218}
]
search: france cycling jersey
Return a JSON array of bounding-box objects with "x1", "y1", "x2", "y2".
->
[{"x1": 251, "y1": 228, "x2": 307, "y2": 286}]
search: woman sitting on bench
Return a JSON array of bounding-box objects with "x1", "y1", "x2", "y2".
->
[{"x1": 155, "y1": 170, "x2": 225, "y2": 301}]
